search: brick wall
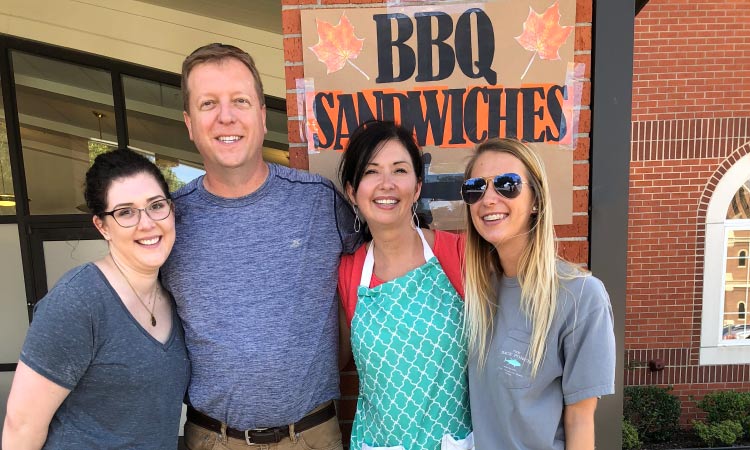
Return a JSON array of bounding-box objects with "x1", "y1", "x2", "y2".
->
[
  {"x1": 281, "y1": 0, "x2": 594, "y2": 442},
  {"x1": 632, "y1": 0, "x2": 750, "y2": 122},
  {"x1": 628, "y1": 0, "x2": 750, "y2": 424}
]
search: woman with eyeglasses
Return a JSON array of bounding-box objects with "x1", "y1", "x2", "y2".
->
[
  {"x1": 337, "y1": 120, "x2": 472, "y2": 450},
  {"x1": 460, "y1": 138, "x2": 615, "y2": 450},
  {"x1": 3, "y1": 148, "x2": 189, "y2": 450}
]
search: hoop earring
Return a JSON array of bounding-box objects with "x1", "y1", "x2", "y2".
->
[
  {"x1": 412, "y1": 202, "x2": 419, "y2": 229},
  {"x1": 353, "y1": 205, "x2": 361, "y2": 233}
]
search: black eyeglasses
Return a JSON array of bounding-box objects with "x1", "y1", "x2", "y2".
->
[
  {"x1": 101, "y1": 199, "x2": 173, "y2": 228},
  {"x1": 461, "y1": 173, "x2": 524, "y2": 205}
]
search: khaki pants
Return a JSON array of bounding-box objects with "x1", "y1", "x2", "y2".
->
[{"x1": 183, "y1": 413, "x2": 343, "y2": 450}]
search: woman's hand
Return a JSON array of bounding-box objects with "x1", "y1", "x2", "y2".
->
[
  {"x1": 563, "y1": 396, "x2": 598, "y2": 450},
  {"x1": 3, "y1": 361, "x2": 70, "y2": 450}
]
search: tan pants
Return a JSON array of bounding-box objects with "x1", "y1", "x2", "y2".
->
[{"x1": 183, "y1": 414, "x2": 343, "y2": 450}]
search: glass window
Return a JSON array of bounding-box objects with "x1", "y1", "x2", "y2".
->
[
  {"x1": 122, "y1": 76, "x2": 203, "y2": 190},
  {"x1": 700, "y1": 156, "x2": 750, "y2": 364},
  {"x1": 12, "y1": 51, "x2": 116, "y2": 215},
  {"x1": 0, "y1": 224, "x2": 29, "y2": 363},
  {"x1": 727, "y1": 179, "x2": 750, "y2": 219},
  {"x1": 723, "y1": 228, "x2": 750, "y2": 341},
  {"x1": 0, "y1": 79, "x2": 16, "y2": 215},
  {"x1": 43, "y1": 240, "x2": 108, "y2": 288}
]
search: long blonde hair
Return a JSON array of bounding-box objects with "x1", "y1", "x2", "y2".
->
[{"x1": 463, "y1": 138, "x2": 563, "y2": 376}]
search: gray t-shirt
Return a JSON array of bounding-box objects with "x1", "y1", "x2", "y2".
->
[
  {"x1": 161, "y1": 163, "x2": 358, "y2": 430},
  {"x1": 20, "y1": 263, "x2": 190, "y2": 450},
  {"x1": 468, "y1": 262, "x2": 615, "y2": 449}
]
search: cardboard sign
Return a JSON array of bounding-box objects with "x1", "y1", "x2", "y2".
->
[{"x1": 301, "y1": 1, "x2": 579, "y2": 226}]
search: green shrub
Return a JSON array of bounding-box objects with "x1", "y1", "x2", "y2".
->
[
  {"x1": 622, "y1": 418, "x2": 642, "y2": 450},
  {"x1": 696, "y1": 391, "x2": 750, "y2": 435},
  {"x1": 623, "y1": 386, "x2": 681, "y2": 443},
  {"x1": 693, "y1": 419, "x2": 744, "y2": 447}
]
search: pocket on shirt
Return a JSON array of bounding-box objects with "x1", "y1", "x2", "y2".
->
[
  {"x1": 496, "y1": 329, "x2": 532, "y2": 389},
  {"x1": 441, "y1": 431, "x2": 474, "y2": 450}
]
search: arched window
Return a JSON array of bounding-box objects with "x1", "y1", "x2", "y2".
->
[{"x1": 701, "y1": 154, "x2": 750, "y2": 364}]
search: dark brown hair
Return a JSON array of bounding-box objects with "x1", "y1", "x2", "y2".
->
[{"x1": 85, "y1": 148, "x2": 171, "y2": 217}]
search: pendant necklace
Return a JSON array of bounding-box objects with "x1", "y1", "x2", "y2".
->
[{"x1": 110, "y1": 254, "x2": 159, "y2": 326}]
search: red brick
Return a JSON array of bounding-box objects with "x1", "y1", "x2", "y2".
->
[
  {"x1": 286, "y1": 92, "x2": 301, "y2": 117},
  {"x1": 574, "y1": 54, "x2": 591, "y2": 79},
  {"x1": 285, "y1": 65, "x2": 305, "y2": 90},
  {"x1": 575, "y1": 0, "x2": 593, "y2": 23},
  {"x1": 574, "y1": 136, "x2": 590, "y2": 160},
  {"x1": 574, "y1": 25, "x2": 591, "y2": 51},
  {"x1": 572, "y1": 163, "x2": 589, "y2": 186},
  {"x1": 282, "y1": 9, "x2": 302, "y2": 35},
  {"x1": 283, "y1": 37, "x2": 303, "y2": 63},
  {"x1": 289, "y1": 146, "x2": 309, "y2": 170},
  {"x1": 577, "y1": 109, "x2": 591, "y2": 133}
]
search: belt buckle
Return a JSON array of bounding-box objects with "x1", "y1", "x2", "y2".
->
[
  {"x1": 244, "y1": 428, "x2": 266, "y2": 445},
  {"x1": 245, "y1": 427, "x2": 284, "y2": 445}
]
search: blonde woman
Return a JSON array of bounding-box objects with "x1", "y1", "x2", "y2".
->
[{"x1": 460, "y1": 138, "x2": 615, "y2": 450}]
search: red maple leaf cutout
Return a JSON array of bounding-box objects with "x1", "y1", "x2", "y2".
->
[
  {"x1": 515, "y1": 1, "x2": 573, "y2": 79},
  {"x1": 309, "y1": 13, "x2": 369, "y2": 80}
]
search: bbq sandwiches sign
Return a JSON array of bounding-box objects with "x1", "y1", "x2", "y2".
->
[{"x1": 300, "y1": 0, "x2": 580, "y2": 226}]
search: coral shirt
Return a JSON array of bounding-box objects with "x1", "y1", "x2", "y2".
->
[{"x1": 338, "y1": 229, "x2": 465, "y2": 327}]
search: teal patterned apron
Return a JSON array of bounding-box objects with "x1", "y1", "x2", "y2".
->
[{"x1": 350, "y1": 228, "x2": 472, "y2": 450}]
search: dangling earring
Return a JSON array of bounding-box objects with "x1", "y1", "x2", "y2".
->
[
  {"x1": 412, "y1": 202, "x2": 419, "y2": 229},
  {"x1": 353, "y1": 205, "x2": 361, "y2": 233}
]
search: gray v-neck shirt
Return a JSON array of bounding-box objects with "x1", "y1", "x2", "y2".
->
[
  {"x1": 20, "y1": 263, "x2": 190, "y2": 450},
  {"x1": 468, "y1": 262, "x2": 615, "y2": 449}
]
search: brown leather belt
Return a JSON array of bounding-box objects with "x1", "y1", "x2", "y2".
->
[{"x1": 186, "y1": 402, "x2": 336, "y2": 445}]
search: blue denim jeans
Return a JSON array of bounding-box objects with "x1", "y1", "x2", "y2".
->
[{"x1": 183, "y1": 405, "x2": 343, "y2": 450}]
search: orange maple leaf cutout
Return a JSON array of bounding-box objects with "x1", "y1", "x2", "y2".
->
[
  {"x1": 515, "y1": 1, "x2": 573, "y2": 79},
  {"x1": 309, "y1": 13, "x2": 369, "y2": 80}
]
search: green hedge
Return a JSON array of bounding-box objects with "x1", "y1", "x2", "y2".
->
[
  {"x1": 622, "y1": 418, "x2": 642, "y2": 450},
  {"x1": 693, "y1": 391, "x2": 750, "y2": 446},
  {"x1": 693, "y1": 420, "x2": 744, "y2": 447},
  {"x1": 623, "y1": 386, "x2": 681, "y2": 443},
  {"x1": 696, "y1": 391, "x2": 750, "y2": 432}
]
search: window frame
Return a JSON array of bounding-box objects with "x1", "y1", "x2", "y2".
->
[
  {"x1": 0, "y1": 33, "x2": 287, "y2": 373},
  {"x1": 700, "y1": 153, "x2": 750, "y2": 364}
]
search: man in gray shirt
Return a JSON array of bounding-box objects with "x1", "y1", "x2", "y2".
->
[{"x1": 161, "y1": 43, "x2": 358, "y2": 449}]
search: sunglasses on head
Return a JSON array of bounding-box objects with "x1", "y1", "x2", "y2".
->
[{"x1": 460, "y1": 173, "x2": 524, "y2": 205}]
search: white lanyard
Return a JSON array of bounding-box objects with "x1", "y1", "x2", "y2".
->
[{"x1": 359, "y1": 227, "x2": 435, "y2": 288}]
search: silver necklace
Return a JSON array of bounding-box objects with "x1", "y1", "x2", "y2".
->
[{"x1": 110, "y1": 254, "x2": 159, "y2": 327}]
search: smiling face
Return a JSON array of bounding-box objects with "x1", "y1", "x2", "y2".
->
[
  {"x1": 468, "y1": 151, "x2": 536, "y2": 255},
  {"x1": 346, "y1": 139, "x2": 422, "y2": 233},
  {"x1": 183, "y1": 58, "x2": 267, "y2": 177},
  {"x1": 94, "y1": 172, "x2": 175, "y2": 275}
]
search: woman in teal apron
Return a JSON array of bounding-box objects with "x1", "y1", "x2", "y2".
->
[{"x1": 337, "y1": 120, "x2": 472, "y2": 450}]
